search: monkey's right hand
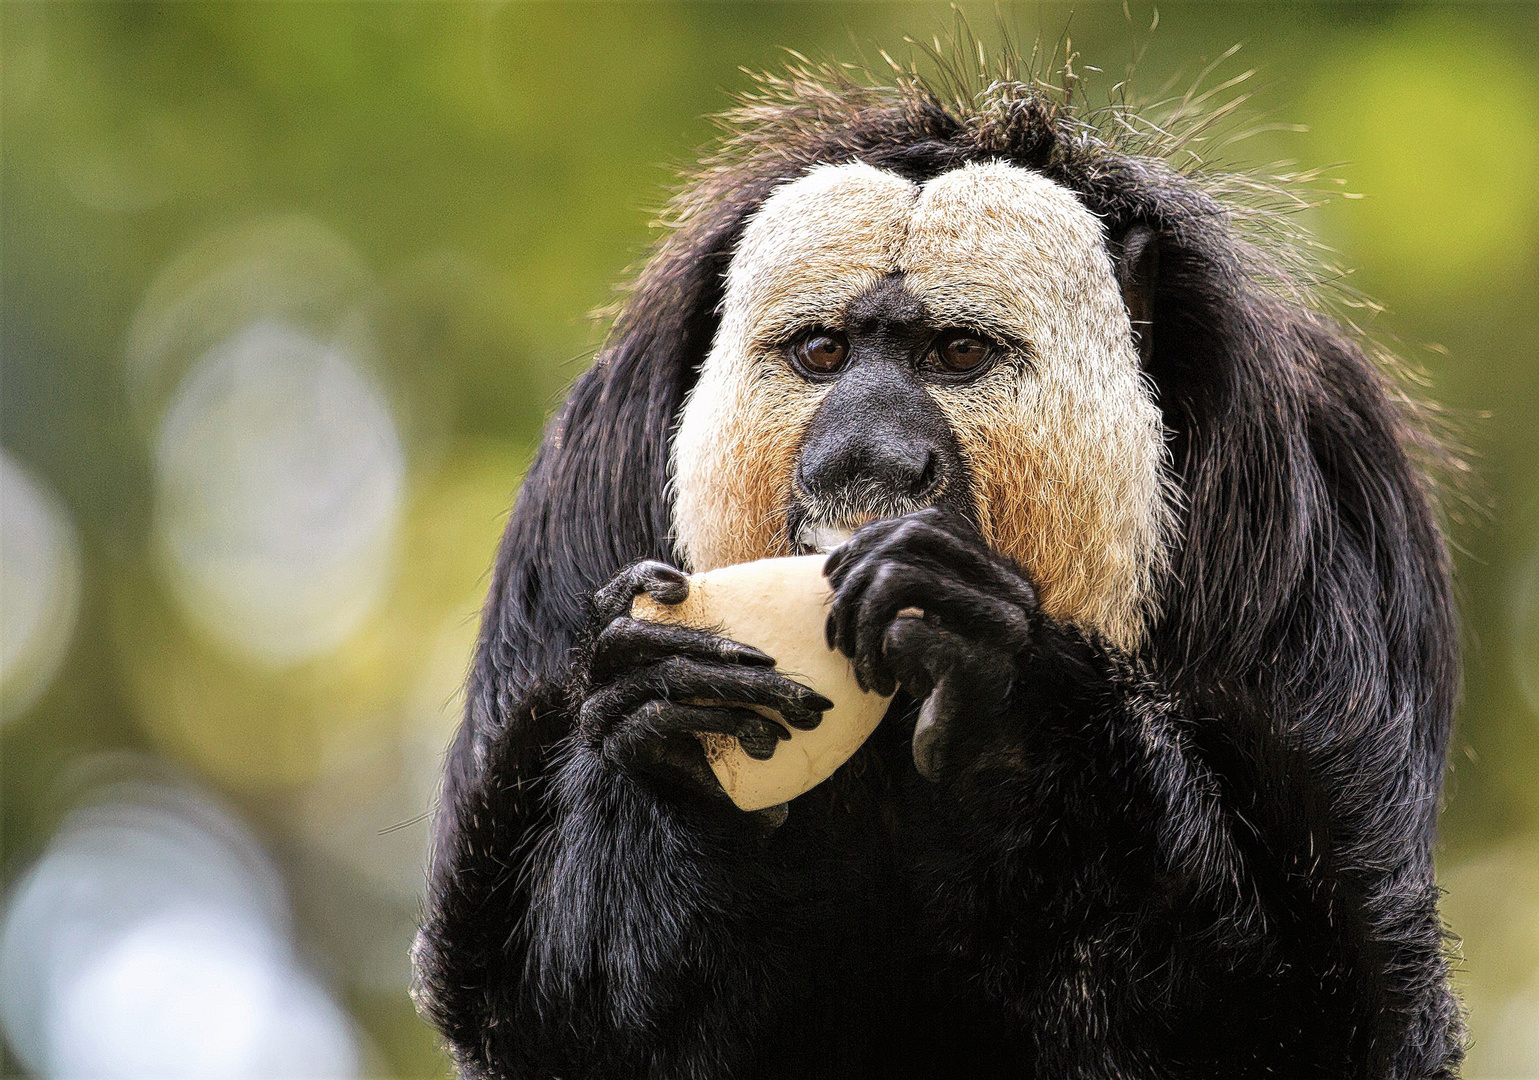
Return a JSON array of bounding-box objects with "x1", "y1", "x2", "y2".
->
[{"x1": 574, "y1": 560, "x2": 831, "y2": 796}]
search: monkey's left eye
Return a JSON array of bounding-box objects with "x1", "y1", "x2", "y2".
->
[
  {"x1": 934, "y1": 330, "x2": 995, "y2": 373},
  {"x1": 790, "y1": 330, "x2": 850, "y2": 376}
]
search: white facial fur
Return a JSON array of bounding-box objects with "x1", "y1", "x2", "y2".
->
[{"x1": 670, "y1": 160, "x2": 1174, "y2": 650}]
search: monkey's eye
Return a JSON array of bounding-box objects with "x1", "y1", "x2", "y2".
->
[
  {"x1": 934, "y1": 330, "x2": 995, "y2": 374},
  {"x1": 790, "y1": 330, "x2": 850, "y2": 376}
]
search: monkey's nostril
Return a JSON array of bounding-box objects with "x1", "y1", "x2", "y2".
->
[{"x1": 916, "y1": 451, "x2": 940, "y2": 495}]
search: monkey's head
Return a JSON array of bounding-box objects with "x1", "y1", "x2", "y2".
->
[
  {"x1": 472, "y1": 67, "x2": 1450, "y2": 704},
  {"x1": 671, "y1": 160, "x2": 1173, "y2": 651}
]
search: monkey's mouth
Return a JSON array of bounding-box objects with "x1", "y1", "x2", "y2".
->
[
  {"x1": 794, "y1": 521, "x2": 857, "y2": 554},
  {"x1": 789, "y1": 513, "x2": 881, "y2": 555}
]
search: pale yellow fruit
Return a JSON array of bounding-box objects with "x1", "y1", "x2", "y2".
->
[{"x1": 631, "y1": 554, "x2": 893, "y2": 811}]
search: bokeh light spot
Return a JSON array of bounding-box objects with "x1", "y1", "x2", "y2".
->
[
  {"x1": 47, "y1": 908, "x2": 360, "y2": 1080},
  {"x1": 153, "y1": 320, "x2": 406, "y2": 665},
  {"x1": 0, "y1": 452, "x2": 82, "y2": 722},
  {"x1": 0, "y1": 766, "x2": 362, "y2": 1078},
  {"x1": 125, "y1": 217, "x2": 374, "y2": 425},
  {"x1": 114, "y1": 439, "x2": 523, "y2": 792}
]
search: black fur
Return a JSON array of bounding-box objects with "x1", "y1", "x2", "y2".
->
[{"x1": 414, "y1": 70, "x2": 1462, "y2": 1079}]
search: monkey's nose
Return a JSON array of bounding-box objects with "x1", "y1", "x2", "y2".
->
[
  {"x1": 888, "y1": 446, "x2": 941, "y2": 498},
  {"x1": 798, "y1": 438, "x2": 942, "y2": 502},
  {"x1": 914, "y1": 449, "x2": 940, "y2": 496},
  {"x1": 793, "y1": 359, "x2": 960, "y2": 509}
]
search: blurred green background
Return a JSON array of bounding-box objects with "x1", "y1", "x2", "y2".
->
[{"x1": 1, "y1": 3, "x2": 1536, "y2": 1077}]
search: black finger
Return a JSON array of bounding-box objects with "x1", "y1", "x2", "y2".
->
[
  {"x1": 826, "y1": 513, "x2": 998, "y2": 595},
  {"x1": 584, "y1": 658, "x2": 831, "y2": 733},
  {"x1": 851, "y1": 564, "x2": 956, "y2": 694},
  {"x1": 881, "y1": 616, "x2": 961, "y2": 700},
  {"x1": 826, "y1": 550, "x2": 939, "y2": 677},
  {"x1": 836, "y1": 560, "x2": 954, "y2": 693},
  {"x1": 635, "y1": 701, "x2": 790, "y2": 760},
  {"x1": 825, "y1": 534, "x2": 963, "y2": 652},
  {"x1": 830, "y1": 550, "x2": 1031, "y2": 686},
  {"x1": 909, "y1": 659, "x2": 994, "y2": 783},
  {"x1": 605, "y1": 702, "x2": 789, "y2": 767},
  {"x1": 592, "y1": 617, "x2": 774, "y2": 681},
  {"x1": 822, "y1": 506, "x2": 975, "y2": 577},
  {"x1": 646, "y1": 657, "x2": 833, "y2": 729},
  {"x1": 592, "y1": 560, "x2": 689, "y2": 625},
  {"x1": 824, "y1": 509, "x2": 1036, "y2": 624},
  {"x1": 874, "y1": 569, "x2": 1027, "y2": 653},
  {"x1": 912, "y1": 688, "x2": 952, "y2": 782},
  {"x1": 821, "y1": 516, "x2": 905, "y2": 581}
]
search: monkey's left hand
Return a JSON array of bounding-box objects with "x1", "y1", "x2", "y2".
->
[{"x1": 824, "y1": 506, "x2": 1042, "y2": 781}]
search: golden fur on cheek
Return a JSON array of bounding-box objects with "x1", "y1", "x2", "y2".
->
[
  {"x1": 671, "y1": 363, "x2": 827, "y2": 568},
  {"x1": 934, "y1": 370, "x2": 1167, "y2": 653}
]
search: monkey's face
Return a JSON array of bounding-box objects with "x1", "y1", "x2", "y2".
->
[{"x1": 671, "y1": 161, "x2": 1174, "y2": 650}]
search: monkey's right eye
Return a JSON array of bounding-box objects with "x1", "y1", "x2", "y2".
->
[{"x1": 790, "y1": 330, "x2": 850, "y2": 376}]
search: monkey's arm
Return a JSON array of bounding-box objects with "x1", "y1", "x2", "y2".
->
[
  {"x1": 826, "y1": 508, "x2": 1432, "y2": 1073},
  {"x1": 416, "y1": 562, "x2": 838, "y2": 1080}
]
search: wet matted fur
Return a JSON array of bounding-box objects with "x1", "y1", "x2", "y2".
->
[{"x1": 414, "y1": 56, "x2": 1463, "y2": 1080}]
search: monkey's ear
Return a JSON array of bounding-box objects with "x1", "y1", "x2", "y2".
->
[{"x1": 1109, "y1": 225, "x2": 1158, "y2": 365}]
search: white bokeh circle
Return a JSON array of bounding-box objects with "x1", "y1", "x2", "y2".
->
[
  {"x1": 0, "y1": 771, "x2": 362, "y2": 1079},
  {"x1": 48, "y1": 907, "x2": 359, "y2": 1080},
  {"x1": 0, "y1": 452, "x2": 82, "y2": 721},
  {"x1": 153, "y1": 320, "x2": 406, "y2": 664}
]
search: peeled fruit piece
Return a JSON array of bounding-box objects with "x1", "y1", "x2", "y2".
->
[{"x1": 631, "y1": 554, "x2": 893, "y2": 811}]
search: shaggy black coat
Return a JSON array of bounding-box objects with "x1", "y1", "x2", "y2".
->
[{"x1": 413, "y1": 72, "x2": 1463, "y2": 1079}]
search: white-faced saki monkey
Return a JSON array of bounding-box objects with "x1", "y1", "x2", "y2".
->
[{"x1": 413, "y1": 63, "x2": 1464, "y2": 1080}]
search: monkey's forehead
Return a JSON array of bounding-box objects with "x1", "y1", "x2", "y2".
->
[{"x1": 721, "y1": 160, "x2": 1123, "y2": 347}]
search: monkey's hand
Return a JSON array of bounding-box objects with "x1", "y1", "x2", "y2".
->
[
  {"x1": 823, "y1": 507, "x2": 1038, "y2": 781},
  {"x1": 576, "y1": 560, "x2": 831, "y2": 798}
]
